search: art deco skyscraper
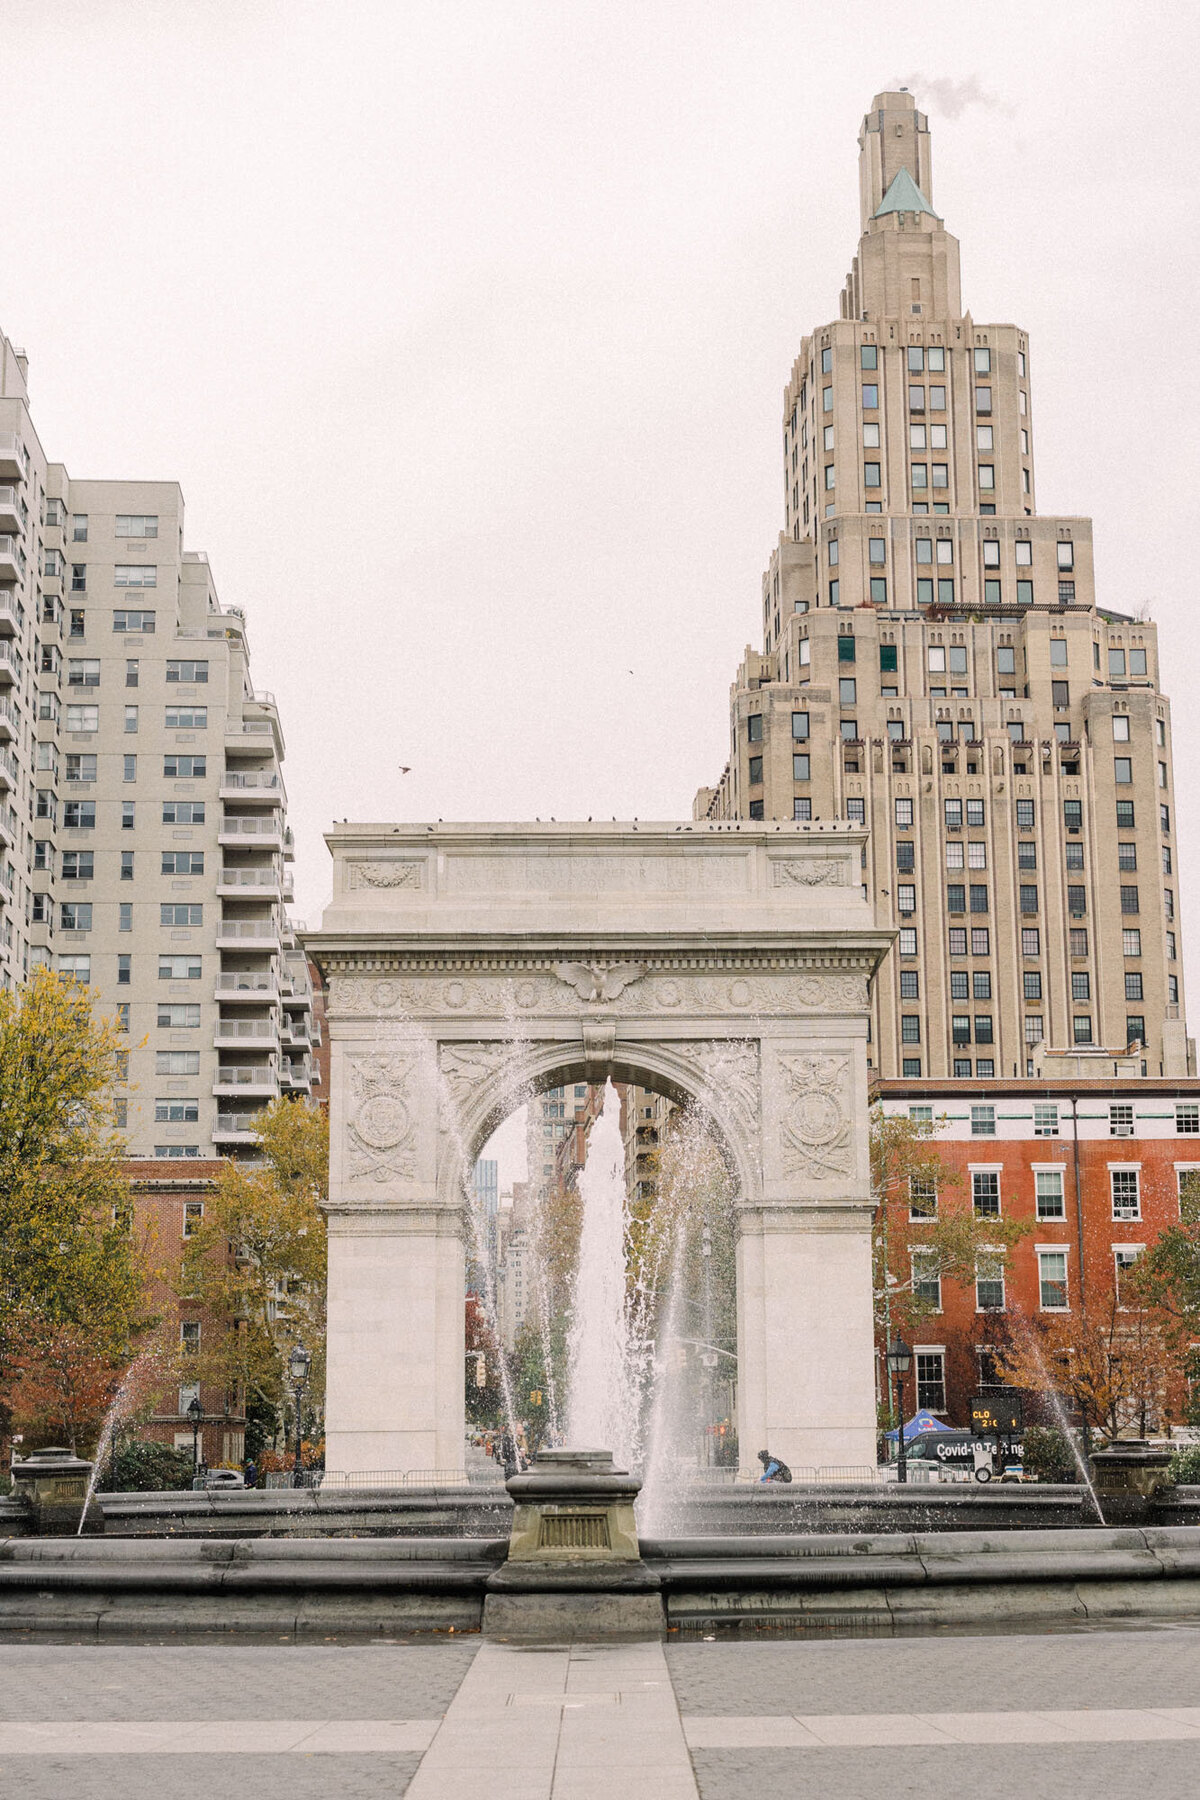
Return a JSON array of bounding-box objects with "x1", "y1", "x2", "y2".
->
[{"x1": 696, "y1": 90, "x2": 1191, "y2": 1082}]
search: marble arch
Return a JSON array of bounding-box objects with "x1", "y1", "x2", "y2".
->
[{"x1": 308, "y1": 822, "x2": 892, "y2": 1479}]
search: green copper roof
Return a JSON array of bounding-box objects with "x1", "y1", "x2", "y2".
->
[{"x1": 874, "y1": 167, "x2": 940, "y2": 220}]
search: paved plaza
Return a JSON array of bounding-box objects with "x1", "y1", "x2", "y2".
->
[{"x1": 2, "y1": 1625, "x2": 1200, "y2": 1797}]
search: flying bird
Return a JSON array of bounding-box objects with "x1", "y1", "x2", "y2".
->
[{"x1": 398, "y1": 766, "x2": 411, "y2": 774}]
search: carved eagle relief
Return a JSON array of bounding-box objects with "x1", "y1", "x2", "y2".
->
[{"x1": 553, "y1": 960, "x2": 648, "y2": 1004}]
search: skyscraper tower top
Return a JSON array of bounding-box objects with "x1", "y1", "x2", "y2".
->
[{"x1": 858, "y1": 90, "x2": 934, "y2": 227}]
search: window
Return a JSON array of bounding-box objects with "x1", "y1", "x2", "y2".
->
[
  {"x1": 746, "y1": 714, "x2": 762, "y2": 743},
  {"x1": 1020, "y1": 928, "x2": 1040, "y2": 958},
  {"x1": 116, "y1": 514, "x2": 159, "y2": 537},
  {"x1": 65, "y1": 704, "x2": 99, "y2": 732},
  {"x1": 894, "y1": 797, "x2": 913, "y2": 828},
  {"x1": 166, "y1": 660, "x2": 209, "y2": 684},
  {"x1": 862, "y1": 383, "x2": 878, "y2": 409},
  {"x1": 1017, "y1": 842, "x2": 1037, "y2": 871},
  {"x1": 948, "y1": 928, "x2": 967, "y2": 956},
  {"x1": 792, "y1": 753, "x2": 809, "y2": 781},
  {"x1": 1073, "y1": 1016, "x2": 1093, "y2": 1044},
  {"x1": 59, "y1": 902, "x2": 92, "y2": 931},
  {"x1": 860, "y1": 344, "x2": 877, "y2": 369},
  {"x1": 896, "y1": 840, "x2": 915, "y2": 872},
  {"x1": 911, "y1": 463, "x2": 928, "y2": 489},
  {"x1": 792, "y1": 711, "x2": 809, "y2": 740},
  {"x1": 1177, "y1": 1104, "x2": 1200, "y2": 1136},
  {"x1": 1107, "y1": 1103, "x2": 1134, "y2": 1140},
  {"x1": 1111, "y1": 1167, "x2": 1141, "y2": 1220},
  {"x1": 839, "y1": 677, "x2": 857, "y2": 704},
  {"x1": 1071, "y1": 971, "x2": 1091, "y2": 1002},
  {"x1": 862, "y1": 422, "x2": 880, "y2": 447},
  {"x1": 125, "y1": 658, "x2": 140, "y2": 689},
  {"x1": 912, "y1": 1252, "x2": 941, "y2": 1309},
  {"x1": 898, "y1": 927, "x2": 917, "y2": 956},
  {"x1": 163, "y1": 755, "x2": 206, "y2": 779},
  {"x1": 864, "y1": 461, "x2": 881, "y2": 488},
  {"x1": 967, "y1": 841, "x2": 987, "y2": 869},
  {"x1": 166, "y1": 706, "x2": 208, "y2": 729},
  {"x1": 897, "y1": 884, "x2": 916, "y2": 915},
  {"x1": 159, "y1": 955, "x2": 202, "y2": 980},
  {"x1": 63, "y1": 800, "x2": 95, "y2": 829},
  {"x1": 119, "y1": 902, "x2": 132, "y2": 932},
  {"x1": 1033, "y1": 1103, "x2": 1058, "y2": 1139},
  {"x1": 748, "y1": 756, "x2": 763, "y2": 785},
  {"x1": 156, "y1": 1097, "x2": 199, "y2": 1123},
  {"x1": 901, "y1": 1016, "x2": 921, "y2": 1043},
  {"x1": 946, "y1": 842, "x2": 964, "y2": 870},
  {"x1": 969, "y1": 884, "x2": 988, "y2": 914},
  {"x1": 124, "y1": 705, "x2": 139, "y2": 734},
  {"x1": 1120, "y1": 885, "x2": 1139, "y2": 914},
  {"x1": 120, "y1": 851, "x2": 134, "y2": 880},
  {"x1": 1126, "y1": 1015, "x2": 1146, "y2": 1045},
  {"x1": 974, "y1": 1015, "x2": 994, "y2": 1044},
  {"x1": 1068, "y1": 885, "x2": 1087, "y2": 915},
  {"x1": 976, "y1": 1253, "x2": 1005, "y2": 1313},
  {"x1": 1025, "y1": 1015, "x2": 1044, "y2": 1046},
  {"x1": 161, "y1": 904, "x2": 203, "y2": 926},
  {"x1": 67, "y1": 658, "x2": 100, "y2": 687},
  {"x1": 57, "y1": 953, "x2": 91, "y2": 982},
  {"x1": 748, "y1": 800, "x2": 764, "y2": 820},
  {"x1": 183, "y1": 1200, "x2": 204, "y2": 1237},
  {"x1": 950, "y1": 971, "x2": 969, "y2": 1000},
  {"x1": 793, "y1": 797, "x2": 811, "y2": 821},
  {"x1": 1038, "y1": 1251, "x2": 1069, "y2": 1311},
  {"x1": 947, "y1": 883, "x2": 966, "y2": 913},
  {"x1": 60, "y1": 851, "x2": 94, "y2": 880},
  {"x1": 117, "y1": 954, "x2": 131, "y2": 986},
  {"x1": 971, "y1": 928, "x2": 989, "y2": 957},
  {"x1": 114, "y1": 564, "x2": 157, "y2": 586},
  {"x1": 157, "y1": 1003, "x2": 201, "y2": 1027},
  {"x1": 971, "y1": 1106, "x2": 995, "y2": 1138},
  {"x1": 899, "y1": 970, "x2": 919, "y2": 999},
  {"x1": 113, "y1": 609, "x2": 156, "y2": 633},
  {"x1": 909, "y1": 1176, "x2": 937, "y2": 1220},
  {"x1": 1028, "y1": 1169, "x2": 1067, "y2": 1221},
  {"x1": 1052, "y1": 681, "x2": 1070, "y2": 710},
  {"x1": 973, "y1": 971, "x2": 992, "y2": 1000},
  {"x1": 846, "y1": 798, "x2": 865, "y2": 823},
  {"x1": 1109, "y1": 648, "x2": 1126, "y2": 678},
  {"x1": 162, "y1": 851, "x2": 205, "y2": 876},
  {"x1": 1112, "y1": 714, "x2": 1131, "y2": 743},
  {"x1": 916, "y1": 538, "x2": 933, "y2": 565},
  {"x1": 1117, "y1": 842, "x2": 1138, "y2": 872},
  {"x1": 1125, "y1": 972, "x2": 1144, "y2": 1002},
  {"x1": 71, "y1": 564, "x2": 86, "y2": 591},
  {"x1": 913, "y1": 1351, "x2": 945, "y2": 1412}
]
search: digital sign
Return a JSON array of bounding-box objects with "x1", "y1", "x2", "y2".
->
[{"x1": 970, "y1": 1392, "x2": 1023, "y2": 1434}]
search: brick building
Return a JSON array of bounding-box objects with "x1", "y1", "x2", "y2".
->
[{"x1": 873, "y1": 1071, "x2": 1200, "y2": 1426}]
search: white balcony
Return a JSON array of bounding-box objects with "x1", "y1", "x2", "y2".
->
[
  {"x1": 0, "y1": 644, "x2": 20, "y2": 685},
  {"x1": 214, "y1": 975, "x2": 280, "y2": 1004},
  {"x1": 0, "y1": 438, "x2": 23, "y2": 481},
  {"x1": 213, "y1": 1066, "x2": 279, "y2": 1097},
  {"x1": 0, "y1": 488, "x2": 19, "y2": 534},
  {"x1": 216, "y1": 918, "x2": 281, "y2": 951},
  {"x1": 0, "y1": 699, "x2": 16, "y2": 741},
  {"x1": 0, "y1": 536, "x2": 21, "y2": 584},
  {"x1": 279, "y1": 1060, "x2": 312, "y2": 1090},
  {"x1": 0, "y1": 595, "x2": 20, "y2": 636},
  {"x1": 0, "y1": 748, "x2": 17, "y2": 792},
  {"x1": 218, "y1": 814, "x2": 283, "y2": 849},
  {"x1": 0, "y1": 804, "x2": 17, "y2": 848},
  {"x1": 213, "y1": 1112, "x2": 264, "y2": 1143},
  {"x1": 217, "y1": 866, "x2": 282, "y2": 898},
  {"x1": 219, "y1": 770, "x2": 282, "y2": 802},
  {"x1": 214, "y1": 1018, "x2": 277, "y2": 1048}
]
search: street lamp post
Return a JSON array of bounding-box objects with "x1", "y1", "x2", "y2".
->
[
  {"x1": 186, "y1": 1393, "x2": 203, "y2": 1478},
  {"x1": 288, "y1": 1342, "x2": 311, "y2": 1489},
  {"x1": 886, "y1": 1338, "x2": 913, "y2": 1485}
]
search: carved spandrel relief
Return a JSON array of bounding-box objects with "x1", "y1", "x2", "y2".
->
[
  {"x1": 778, "y1": 1053, "x2": 853, "y2": 1181},
  {"x1": 348, "y1": 861, "x2": 423, "y2": 890},
  {"x1": 677, "y1": 1040, "x2": 761, "y2": 1138},
  {"x1": 346, "y1": 1052, "x2": 419, "y2": 1185},
  {"x1": 329, "y1": 968, "x2": 868, "y2": 1020},
  {"x1": 438, "y1": 1042, "x2": 513, "y2": 1104}
]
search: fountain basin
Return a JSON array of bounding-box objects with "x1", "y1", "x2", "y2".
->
[{"x1": 9, "y1": 1447, "x2": 102, "y2": 1536}]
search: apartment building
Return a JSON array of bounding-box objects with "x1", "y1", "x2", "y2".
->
[
  {"x1": 873, "y1": 1063, "x2": 1200, "y2": 1426},
  {"x1": 0, "y1": 327, "x2": 312, "y2": 1156},
  {"x1": 695, "y1": 90, "x2": 1190, "y2": 1082}
]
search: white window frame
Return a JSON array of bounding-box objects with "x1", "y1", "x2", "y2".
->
[
  {"x1": 1035, "y1": 1245, "x2": 1071, "y2": 1312},
  {"x1": 1108, "y1": 1162, "x2": 1142, "y2": 1221},
  {"x1": 1032, "y1": 1164, "x2": 1066, "y2": 1221}
]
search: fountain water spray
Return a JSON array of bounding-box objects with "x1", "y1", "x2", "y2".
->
[{"x1": 565, "y1": 1081, "x2": 642, "y2": 1464}]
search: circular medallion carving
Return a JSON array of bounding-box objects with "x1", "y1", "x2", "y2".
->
[
  {"x1": 796, "y1": 976, "x2": 825, "y2": 1007},
  {"x1": 444, "y1": 981, "x2": 467, "y2": 1009},
  {"x1": 371, "y1": 980, "x2": 400, "y2": 1011},
  {"x1": 793, "y1": 1091, "x2": 842, "y2": 1144},
  {"x1": 514, "y1": 980, "x2": 539, "y2": 1009},
  {"x1": 728, "y1": 978, "x2": 752, "y2": 1008},
  {"x1": 354, "y1": 1092, "x2": 410, "y2": 1150},
  {"x1": 656, "y1": 979, "x2": 682, "y2": 1008}
]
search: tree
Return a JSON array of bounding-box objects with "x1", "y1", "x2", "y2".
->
[
  {"x1": 3, "y1": 1322, "x2": 125, "y2": 1454},
  {"x1": 0, "y1": 969, "x2": 153, "y2": 1439},
  {"x1": 871, "y1": 1104, "x2": 1030, "y2": 1339},
  {"x1": 994, "y1": 1289, "x2": 1184, "y2": 1442},
  {"x1": 179, "y1": 1097, "x2": 328, "y2": 1435},
  {"x1": 1129, "y1": 1171, "x2": 1200, "y2": 1328}
]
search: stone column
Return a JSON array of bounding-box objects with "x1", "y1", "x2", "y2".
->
[
  {"x1": 736, "y1": 1202, "x2": 877, "y2": 1476},
  {"x1": 324, "y1": 1205, "x2": 465, "y2": 1478},
  {"x1": 735, "y1": 1029, "x2": 878, "y2": 1476}
]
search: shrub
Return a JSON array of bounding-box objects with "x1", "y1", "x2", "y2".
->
[
  {"x1": 1168, "y1": 1443, "x2": 1200, "y2": 1485},
  {"x1": 98, "y1": 1439, "x2": 195, "y2": 1492},
  {"x1": 1021, "y1": 1424, "x2": 1078, "y2": 1483}
]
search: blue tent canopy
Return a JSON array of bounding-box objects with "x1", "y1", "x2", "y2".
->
[{"x1": 885, "y1": 1410, "x2": 956, "y2": 1444}]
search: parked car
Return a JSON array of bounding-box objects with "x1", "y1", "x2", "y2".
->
[{"x1": 191, "y1": 1468, "x2": 245, "y2": 1491}]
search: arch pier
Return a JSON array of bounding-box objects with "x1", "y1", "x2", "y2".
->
[{"x1": 308, "y1": 822, "x2": 891, "y2": 1480}]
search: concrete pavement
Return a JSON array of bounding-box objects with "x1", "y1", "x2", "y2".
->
[{"x1": 3, "y1": 1625, "x2": 1200, "y2": 1797}]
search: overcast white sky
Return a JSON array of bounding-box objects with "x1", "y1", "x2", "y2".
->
[{"x1": 4, "y1": 2, "x2": 1199, "y2": 1180}]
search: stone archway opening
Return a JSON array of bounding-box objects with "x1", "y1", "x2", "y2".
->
[{"x1": 309, "y1": 821, "x2": 891, "y2": 1480}]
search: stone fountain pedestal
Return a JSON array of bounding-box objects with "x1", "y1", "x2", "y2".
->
[
  {"x1": 10, "y1": 1447, "x2": 102, "y2": 1536},
  {"x1": 483, "y1": 1448, "x2": 663, "y2": 1640}
]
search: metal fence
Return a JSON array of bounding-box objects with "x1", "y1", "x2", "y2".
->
[{"x1": 261, "y1": 1467, "x2": 504, "y2": 1492}]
